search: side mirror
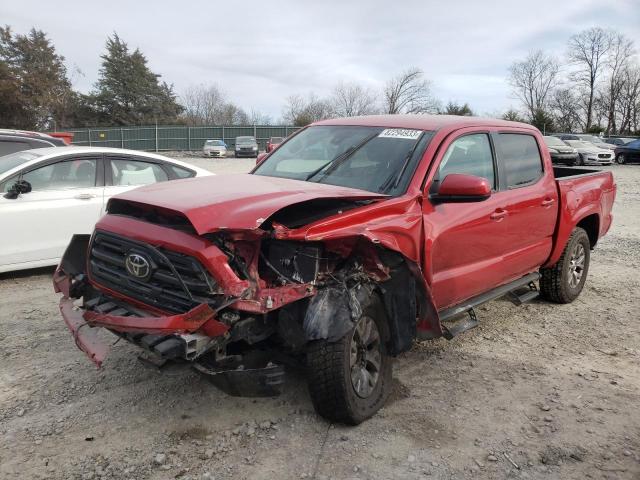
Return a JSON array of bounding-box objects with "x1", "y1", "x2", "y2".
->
[
  {"x1": 3, "y1": 179, "x2": 32, "y2": 199},
  {"x1": 256, "y1": 152, "x2": 267, "y2": 166},
  {"x1": 430, "y1": 174, "x2": 491, "y2": 203}
]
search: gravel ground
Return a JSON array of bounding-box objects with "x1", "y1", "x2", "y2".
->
[{"x1": 0, "y1": 157, "x2": 639, "y2": 480}]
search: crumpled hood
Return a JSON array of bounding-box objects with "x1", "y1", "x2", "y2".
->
[{"x1": 107, "y1": 174, "x2": 386, "y2": 234}]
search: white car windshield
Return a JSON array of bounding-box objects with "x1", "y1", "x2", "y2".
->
[
  {"x1": 544, "y1": 137, "x2": 567, "y2": 147},
  {"x1": 0, "y1": 150, "x2": 43, "y2": 176}
]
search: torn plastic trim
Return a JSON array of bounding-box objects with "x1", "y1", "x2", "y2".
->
[{"x1": 60, "y1": 297, "x2": 111, "y2": 368}]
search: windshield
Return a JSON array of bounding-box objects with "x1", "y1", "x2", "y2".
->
[
  {"x1": 236, "y1": 137, "x2": 256, "y2": 144},
  {"x1": 206, "y1": 140, "x2": 225, "y2": 146},
  {"x1": 0, "y1": 150, "x2": 42, "y2": 176},
  {"x1": 544, "y1": 136, "x2": 567, "y2": 147},
  {"x1": 253, "y1": 125, "x2": 433, "y2": 195}
]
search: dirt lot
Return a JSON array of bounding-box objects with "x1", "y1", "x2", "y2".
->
[{"x1": 1, "y1": 157, "x2": 639, "y2": 480}]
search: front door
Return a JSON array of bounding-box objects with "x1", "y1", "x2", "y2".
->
[
  {"x1": 423, "y1": 130, "x2": 510, "y2": 310},
  {"x1": 0, "y1": 155, "x2": 104, "y2": 268}
]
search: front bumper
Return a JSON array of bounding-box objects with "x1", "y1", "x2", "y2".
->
[
  {"x1": 235, "y1": 150, "x2": 258, "y2": 157},
  {"x1": 584, "y1": 155, "x2": 613, "y2": 165},
  {"x1": 204, "y1": 150, "x2": 226, "y2": 157},
  {"x1": 54, "y1": 269, "x2": 227, "y2": 367}
]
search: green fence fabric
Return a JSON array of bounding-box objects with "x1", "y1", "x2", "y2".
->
[{"x1": 61, "y1": 125, "x2": 300, "y2": 151}]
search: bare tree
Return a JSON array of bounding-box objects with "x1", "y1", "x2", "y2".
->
[
  {"x1": 617, "y1": 64, "x2": 640, "y2": 133},
  {"x1": 282, "y1": 93, "x2": 331, "y2": 126},
  {"x1": 567, "y1": 27, "x2": 613, "y2": 130},
  {"x1": 550, "y1": 88, "x2": 581, "y2": 133},
  {"x1": 328, "y1": 82, "x2": 378, "y2": 117},
  {"x1": 181, "y1": 84, "x2": 226, "y2": 125},
  {"x1": 603, "y1": 33, "x2": 635, "y2": 134},
  {"x1": 248, "y1": 109, "x2": 272, "y2": 125},
  {"x1": 508, "y1": 50, "x2": 560, "y2": 122},
  {"x1": 383, "y1": 68, "x2": 437, "y2": 114},
  {"x1": 181, "y1": 84, "x2": 252, "y2": 125}
]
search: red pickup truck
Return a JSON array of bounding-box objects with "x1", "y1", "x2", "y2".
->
[{"x1": 54, "y1": 115, "x2": 615, "y2": 424}]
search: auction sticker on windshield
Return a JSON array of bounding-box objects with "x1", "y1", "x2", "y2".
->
[{"x1": 378, "y1": 128, "x2": 422, "y2": 140}]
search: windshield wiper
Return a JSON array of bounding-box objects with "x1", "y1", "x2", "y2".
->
[
  {"x1": 305, "y1": 132, "x2": 379, "y2": 182},
  {"x1": 378, "y1": 132, "x2": 425, "y2": 193}
]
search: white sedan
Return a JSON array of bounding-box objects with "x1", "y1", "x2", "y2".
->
[
  {"x1": 0, "y1": 146, "x2": 212, "y2": 273},
  {"x1": 563, "y1": 140, "x2": 614, "y2": 166}
]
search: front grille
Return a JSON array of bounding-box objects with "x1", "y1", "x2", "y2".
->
[
  {"x1": 89, "y1": 231, "x2": 221, "y2": 313},
  {"x1": 598, "y1": 153, "x2": 611, "y2": 159}
]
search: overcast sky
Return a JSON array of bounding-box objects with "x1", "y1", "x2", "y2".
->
[{"x1": 2, "y1": 0, "x2": 639, "y2": 121}]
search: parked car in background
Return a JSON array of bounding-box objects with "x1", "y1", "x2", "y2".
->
[
  {"x1": 0, "y1": 129, "x2": 66, "y2": 157},
  {"x1": 203, "y1": 139, "x2": 227, "y2": 158},
  {"x1": 556, "y1": 134, "x2": 581, "y2": 141},
  {"x1": 613, "y1": 139, "x2": 640, "y2": 164},
  {"x1": 235, "y1": 136, "x2": 258, "y2": 158},
  {"x1": 543, "y1": 136, "x2": 579, "y2": 165},
  {"x1": 605, "y1": 137, "x2": 636, "y2": 146},
  {"x1": 266, "y1": 136, "x2": 284, "y2": 153},
  {"x1": 576, "y1": 134, "x2": 616, "y2": 151},
  {"x1": 564, "y1": 140, "x2": 613, "y2": 165},
  {"x1": 0, "y1": 147, "x2": 212, "y2": 273},
  {"x1": 54, "y1": 115, "x2": 615, "y2": 424}
]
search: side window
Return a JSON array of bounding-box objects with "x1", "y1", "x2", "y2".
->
[
  {"x1": 496, "y1": 134, "x2": 543, "y2": 188},
  {"x1": 11, "y1": 159, "x2": 97, "y2": 192},
  {"x1": 167, "y1": 164, "x2": 195, "y2": 179},
  {"x1": 436, "y1": 133, "x2": 495, "y2": 188},
  {"x1": 111, "y1": 158, "x2": 169, "y2": 186}
]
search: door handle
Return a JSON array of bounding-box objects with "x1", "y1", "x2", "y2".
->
[
  {"x1": 74, "y1": 193, "x2": 96, "y2": 200},
  {"x1": 490, "y1": 209, "x2": 508, "y2": 221},
  {"x1": 541, "y1": 198, "x2": 555, "y2": 207}
]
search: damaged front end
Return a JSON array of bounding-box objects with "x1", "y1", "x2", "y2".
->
[{"x1": 54, "y1": 187, "x2": 441, "y2": 398}]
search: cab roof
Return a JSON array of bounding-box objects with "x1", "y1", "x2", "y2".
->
[{"x1": 313, "y1": 114, "x2": 536, "y2": 132}]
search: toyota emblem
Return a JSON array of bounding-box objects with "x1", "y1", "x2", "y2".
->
[{"x1": 125, "y1": 252, "x2": 151, "y2": 280}]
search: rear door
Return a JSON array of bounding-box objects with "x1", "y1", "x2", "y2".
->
[
  {"x1": 424, "y1": 129, "x2": 510, "y2": 310},
  {"x1": 0, "y1": 154, "x2": 105, "y2": 268},
  {"x1": 103, "y1": 154, "x2": 171, "y2": 209},
  {"x1": 493, "y1": 132, "x2": 558, "y2": 279}
]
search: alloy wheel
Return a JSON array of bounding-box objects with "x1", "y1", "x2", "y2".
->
[
  {"x1": 349, "y1": 315, "x2": 381, "y2": 399},
  {"x1": 568, "y1": 243, "x2": 586, "y2": 289}
]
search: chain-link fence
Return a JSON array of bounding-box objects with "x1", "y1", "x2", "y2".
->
[{"x1": 60, "y1": 125, "x2": 301, "y2": 151}]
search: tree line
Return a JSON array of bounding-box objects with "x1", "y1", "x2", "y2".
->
[
  {"x1": 1, "y1": 25, "x2": 638, "y2": 134},
  {"x1": 507, "y1": 27, "x2": 639, "y2": 135}
]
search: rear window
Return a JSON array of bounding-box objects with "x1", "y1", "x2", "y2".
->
[{"x1": 496, "y1": 134, "x2": 543, "y2": 188}]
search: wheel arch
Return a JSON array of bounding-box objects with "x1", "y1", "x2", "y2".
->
[{"x1": 576, "y1": 213, "x2": 600, "y2": 248}]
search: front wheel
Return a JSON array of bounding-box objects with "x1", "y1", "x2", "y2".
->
[
  {"x1": 306, "y1": 292, "x2": 392, "y2": 425},
  {"x1": 616, "y1": 153, "x2": 626, "y2": 164},
  {"x1": 540, "y1": 227, "x2": 590, "y2": 303}
]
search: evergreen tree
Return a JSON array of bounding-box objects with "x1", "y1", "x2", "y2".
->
[
  {"x1": 93, "y1": 34, "x2": 182, "y2": 125},
  {"x1": 0, "y1": 26, "x2": 73, "y2": 129}
]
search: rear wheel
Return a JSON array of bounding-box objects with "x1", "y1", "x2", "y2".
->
[
  {"x1": 306, "y1": 292, "x2": 392, "y2": 425},
  {"x1": 616, "y1": 153, "x2": 626, "y2": 164},
  {"x1": 540, "y1": 227, "x2": 590, "y2": 304}
]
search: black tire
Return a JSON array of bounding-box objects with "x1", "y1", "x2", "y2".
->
[
  {"x1": 540, "y1": 227, "x2": 590, "y2": 304},
  {"x1": 306, "y1": 292, "x2": 392, "y2": 425},
  {"x1": 616, "y1": 153, "x2": 626, "y2": 164}
]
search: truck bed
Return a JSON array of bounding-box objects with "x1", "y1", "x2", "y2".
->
[{"x1": 545, "y1": 166, "x2": 616, "y2": 268}]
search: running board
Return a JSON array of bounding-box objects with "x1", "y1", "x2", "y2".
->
[{"x1": 439, "y1": 272, "x2": 540, "y2": 339}]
